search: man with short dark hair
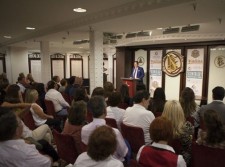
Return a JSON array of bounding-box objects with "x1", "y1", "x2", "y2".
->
[
  {"x1": 197, "y1": 86, "x2": 225, "y2": 125},
  {"x1": 123, "y1": 90, "x2": 155, "y2": 145},
  {"x1": 130, "y1": 61, "x2": 145, "y2": 82},
  {"x1": 81, "y1": 96, "x2": 128, "y2": 162},
  {"x1": 0, "y1": 107, "x2": 51, "y2": 166}
]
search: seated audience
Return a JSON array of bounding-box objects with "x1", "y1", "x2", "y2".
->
[
  {"x1": 26, "y1": 73, "x2": 35, "y2": 86},
  {"x1": 45, "y1": 80, "x2": 70, "y2": 116},
  {"x1": 52, "y1": 75, "x2": 61, "y2": 90},
  {"x1": 0, "y1": 107, "x2": 52, "y2": 167},
  {"x1": 34, "y1": 83, "x2": 47, "y2": 112},
  {"x1": 75, "y1": 125, "x2": 123, "y2": 167},
  {"x1": 91, "y1": 87, "x2": 105, "y2": 97},
  {"x1": 195, "y1": 86, "x2": 225, "y2": 126},
  {"x1": 197, "y1": 109, "x2": 225, "y2": 148},
  {"x1": 180, "y1": 87, "x2": 199, "y2": 127},
  {"x1": 104, "y1": 81, "x2": 115, "y2": 100},
  {"x1": 106, "y1": 91, "x2": 125, "y2": 130},
  {"x1": 137, "y1": 117, "x2": 186, "y2": 167},
  {"x1": 17, "y1": 73, "x2": 29, "y2": 94},
  {"x1": 148, "y1": 87, "x2": 166, "y2": 114},
  {"x1": 25, "y1": 89, "x2": 61, "y2": 132},
  {"x1": 62, "y1": 100, "x2": 87, "y2": 154},
  {"x1": 72, "y1": 86, "x2": 89, "y2": 103},
  {"x1": 119, "y1": 84, "x2": 132, "y2": 107},
  {"x1": 81, "y1": 96, "x2": 128, "y2": 161},
  {"x1": 162, "y1": 100, "x2": 194, "y2": 166},
  {"x1": 123, "y1": 90, "x2": 155, "y2": 145},
  {"x1": 58, "y1": 78, "x2": 67, "y2": 93}
]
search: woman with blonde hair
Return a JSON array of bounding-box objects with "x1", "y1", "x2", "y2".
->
[
  {"x1": 25, "y1": 89, "x2": 61, "y2": 132},
  {"x1": 162, "y1": 100, "x2": 194, "y2": 166}
]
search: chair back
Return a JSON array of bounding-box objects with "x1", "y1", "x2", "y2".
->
[
  {"x1": 118, "y1": 102, "x2": 129, "y2": 110},
  {"x1": 192, "y1": 142, "x2": 225, "y2": 167},
  {"x1": 121, "y1": 122, "x2": 145, "y2": 154},
  {"x1": 168, "y1": 138, "x2": 182, "y2": 154},
  {"x1": 105, "y1": 118, "x2": 118, "y2": 129},
  {"x1": 44, "y1": 99, "x2": 57, "y2": 117},
  {"x1": 22, "y1": 110, "x2": 36, "y2": 130},
  {"x1": 52, "y1": 129, "x2": 79, "y2": 164},
  {"x1": 61, "y1": 92, "x2": 71, "y2": 105},
  {"x1": 153, "y1": 112, "x2": 162, "y2": 117}
]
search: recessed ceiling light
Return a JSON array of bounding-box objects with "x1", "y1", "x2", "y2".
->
[
  {"x1": 3, "y1": 36, "x2": 12, "y2": 39},
  {"x1": 73, "y1": 8, "x2": 87, "y2": 13},
  {"x1": 26, "y1": 27, "x2": 35, "y2": 30}
]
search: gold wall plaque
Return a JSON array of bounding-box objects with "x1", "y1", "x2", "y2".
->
[
  {"x1": 214, "y1": 55, "x2": 225, "y2": 68},
  {"x1": 162, "y1": 51, "x2": 184, "y2": 77}
]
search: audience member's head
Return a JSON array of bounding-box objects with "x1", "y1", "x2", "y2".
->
[
  {"x1": 4, "y1": 84, "x2": 22, "y2": 103},
  {"x1": 120, "y1": 84, "x2": 130, "y2": 99},
  {"x1": 26, "y1": 73, "x2": 34, "y2": 83},
  {"x1": 204, "y1": 109, "x2": 225, "y2": 144},
  {"x1": 0, "y1": 76, "x2": 9, "y2": 91},
  {"x1": 104, "y1": 82, "x2": 114, "y2": 93},
  {"x1": 0, "y1": 107, "x2": 21, "y2": 141},
  {"x1": 52, "y1": 76, "x2": 60, "y2": 83},
  {"x1": 68, "y1": 100, "x2": 87, "y2": 126},
  {"x1": 34, "y1": 83, "x2": 46, "y2": 95},
  {"x1": 212, "y1": 86, "x2": 225, "y2": 100},
  {"x1": 87, "y1": 125, "x2": 117, "y2": 161},
  {"x1": 91, "y1": 87, "x2": 104, "y2": 97},
  {"x1": 25, "y1": 89, "x2": 38, "y2": 103},
  {"x1": 133, "y1": 90, "x2": 150, "y2": 108},
  {"x1": 108, "y1": 92, "x2": 122, "y2": 107},
  {"x1": 68, "y1": 76, "x2": 76, "y2": 85},
  {"x1": 180, "y1": 87, "x2": 196, "y2": 118},
  {"x1": 153, "y1": 87, "x2": 166, "y2": 101},
  {"x1": 73, "y1": 87, "x2": 89, "y2": 102},
  {"x1": 60, "y1": 78, "x2": 67, "y2": 87},
  {"x1": 46, "y1": 80, "x2": 57, "y2": 90},
  {"x1": 150, "y1": 116, "x2": 173, "y2": 143},
  {"x1": 162, "y1": 100, "x2": 185, "y2": 137},
  {"x1": 17, "y1": 75, "x2": 26, "y2": 84},
  {"x1": 87, "y1": 96, "x2": 106, "y2": 118}
]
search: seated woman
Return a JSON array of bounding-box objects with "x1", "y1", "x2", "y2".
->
[
  {"x1": 25, "y1": 89, "x2": 61, "y2": 132},
  {"x1": 62, "y1": 100, "x2": 87, "y2": 154},
  {"x1": 137, "y1": 117, "x2": 186, "y2": 167},
  {"x1": 162, "y1": 100, "x2": 194, "y2": 166},
  {"x1": 197, "y1": 109, "x2": 225, "y2": 148},
  {"x1": 106, "y1": 91, "x2": 125, "y2": 130},
  {"x1": 148, "y1": 87, "x2": 166, "y2": 116},
  {"x1": 74, "y1": 125, "x2": 123, "y2": 167}
]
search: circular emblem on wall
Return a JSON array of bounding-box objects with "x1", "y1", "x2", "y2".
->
[
  {"x1": 162, "y1": 51, "x2": 184, "y2": 77},
  {"x1": 191, "y1": 49, "x2": 200, "y2": 58},
  {"x1": 214, "y1": 55, "x2": 225, "y2": 68},
  {"x1": 137, "y1": 56, "x2": 145, "y2": 66}
]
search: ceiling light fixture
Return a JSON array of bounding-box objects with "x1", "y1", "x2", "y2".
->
[
  {"x1": 73, "y1": 8, "x2": 87, "y2": 13},
  {"x1": 163, "y1": 27, "x2": 180, "y2": 34},
  {"x1": 125, "y1": 33, "x2": 137, "y2": 38},
  {"x1": 26, "y1": 27, "x2": 35, "y2": 30},
  {"x1": 181, "y1": 25, "x2": 200, "y2": 32},
  {"x1": 3, "y1": 35, "x2": 12, "y2": 39},
  {"x1": 137, "y1": 31, "x2": 150, "y2": 37}
]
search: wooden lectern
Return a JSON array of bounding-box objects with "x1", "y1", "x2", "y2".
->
[{"x1": 121, "y1": 78, "x2": 139, "y2": 97}]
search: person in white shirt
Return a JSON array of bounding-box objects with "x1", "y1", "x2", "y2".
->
[
  {"x1": 75, "y1": 125, "x2": 123, "y2": 167},
  {"x1": 81, "y1": 96, "x2": 128, "y2": 162},
  {"x1": 45, "y1": 80, "x2": 70, "y2": 116},
  {"x1": 106, "y1": 92, "x2": 125, "y2": 130},
  {"x1": 0, "y1": 107, "x2": 51, "y2": 167},
  {"x1": 123, "y1": 90, "x2": 155, "y2": 145}
]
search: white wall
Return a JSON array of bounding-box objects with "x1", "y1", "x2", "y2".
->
[
  {"x1": 208, "y1": 46, "x2": 225, "y2": 103},
  {"x1": 8, "y1": 46, "x2": 29, "y2": 83}
]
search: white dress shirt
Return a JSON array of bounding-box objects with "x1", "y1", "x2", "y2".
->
[
  {"x1": 123, "y1": 104, "x2": 155, "y2": 145},
  {"x1": 106, "y1": 106, "x2": 125, "y2": 130},
  {"x1": 81, "y1": 118, "x2": 128, "y2": 162},
  {"x1": 74, "y1": 152, "x2": 124, "y2": 167},
  {"x1": 0, "y1": 139, "x2": 51, "y2": 167},
  {"x1": 45, "y1": 88, "x2": 70, "y2": 112}
]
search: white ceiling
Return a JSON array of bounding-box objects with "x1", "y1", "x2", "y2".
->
[{"x1": 1, "y1": 0, "x2": 225, "y2": 53}]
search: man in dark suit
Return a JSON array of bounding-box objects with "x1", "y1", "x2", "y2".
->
[
  {"x1": 130, "y1": 61, "x2": 145, "y2": 82},
  {"x1": 197, "y1": 86, "x2": 225, "y2": 125}
]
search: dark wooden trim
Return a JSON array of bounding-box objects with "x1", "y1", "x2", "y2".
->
[{"x1": 0, "y1": 53, "x2": 6, "y2": 73}]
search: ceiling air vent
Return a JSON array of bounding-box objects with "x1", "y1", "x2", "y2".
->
[
  {"x1": 125, "y1": 33, "x2": 137, "y2": 38},
  {"x1": 73, "y1": 40, "x2": 89, "y2": 45},
  {"x1": 181, "y1": 25, "x2": 200, "y2": 32},
  {"x1": 163, "y1": 27, "x2": 180, "y2": 34},
  {"x1": 137, "y1": 31, "x2": 150, "y2": 37}
]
